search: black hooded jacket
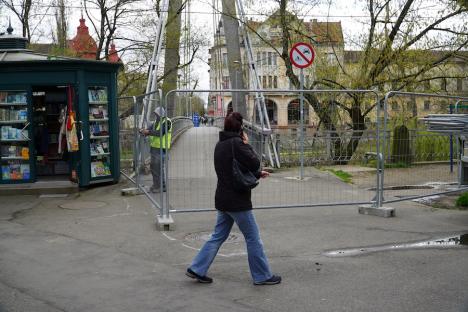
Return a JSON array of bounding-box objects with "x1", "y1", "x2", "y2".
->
[{"x1": 214, "y1": 131, "x2": 261, "y2": 212}]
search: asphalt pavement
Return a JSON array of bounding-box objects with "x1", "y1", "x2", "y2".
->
[
  {"x1": 1, "y1": 178, "x2": 468, "y2": 312},
  {"x1": 1, "y1": 126, "x2": 468, "y2": 311}
]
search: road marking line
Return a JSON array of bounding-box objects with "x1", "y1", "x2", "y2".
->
[
  {"x1": 162, "y1": 232, "x2": 177, "y2": 241},
  {"x1": 182, "y1": 243, "x2": 200, "y2": 251}
]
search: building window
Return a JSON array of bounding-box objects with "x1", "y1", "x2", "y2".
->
[
  {"x1": 272, "y1": 53, "x2": 277, "y2": 66},
  {"x1": 288, "y1": 100, "x2": 309, "y2": 124},
  {"x1": 424, "y1": 80, "x2": 431, "y2": 90},
  {"x1": 327, "y1": 53, "x2": 335, "y2": 64},
  {"x1": 257, "y1": 52, "x2": 261, "y2": 66},
  {"x1": 262, "y1": 52, "x2": 268, "y2": 66},
  {"x1": 273, "y1": 76, "x2": 278, "y2": 88},
  {"x1": 407, "y1": 101, "x2": 416, "y2": 115},
  {"x1": 267, "y1": 52, "x2": 271, "y2": 65},
  {"x1": 457, "y1": 78, "x2": 463, "y2": 92},
  {"x1": 268, "y1": 76, "x2": 273, "y2": 88},
  {"x1": 222, "y1": 53, "x2": 228, "y2": 67},
  {"x1": 424, "y1": 100, "x2": 430, "y2": 111},
  {"x1": 262, "y1": 76, "x2": 267, "y2": 88},
  {"x1": 266, "y1": 100, "x2": 277, "y2": 124},
  {"x1": 222, "y1": 76, "x2": 230, "y2": 89},
  {"x1": 440, "y1": 78, "x2": 447, "y2": 91}
]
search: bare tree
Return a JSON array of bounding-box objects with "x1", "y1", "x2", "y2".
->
[
  {"x1": 54, "y1": 0, "x2": 67, "y2": 50},
  {"x1": 83, "y1": 0, "x2": 138, "y2": 60},
  {"x1": 1, "y1": 0, "x2": 52, "y2": 41},
  {"x1": 161, "y1": 0, "x2": 184, "y2": 116},
  {"x1": 1, "y1": 0, "x2": 33, "y2": 40}
]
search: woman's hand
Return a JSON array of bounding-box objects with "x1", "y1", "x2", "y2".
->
[
  {"x1": 260, "y1": 170, "x2": 270, "y2": 178},
  {"x1": 139, "y1": 129, "x2": 149, "y2": 136},
  {"x1": 241, "y1": 131, "x2": 249, "y2": 144}
]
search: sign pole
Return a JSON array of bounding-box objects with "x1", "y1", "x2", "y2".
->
[
  {"x1": 300, "y1": 68, "x2": 304, "y2": 180},
  {"x1": 289, "y1": 42, "x2": 315, "y2": 181}
]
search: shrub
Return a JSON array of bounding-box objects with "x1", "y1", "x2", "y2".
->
[
  {"x1": 456, "y1": 192, "x2": 468, "y2": 207},
  {"x1": 391, "y1": 125, "x2": 412, "y2": 164}
]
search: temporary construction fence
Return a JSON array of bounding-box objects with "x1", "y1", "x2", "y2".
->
[
  {"x1": 118, "y1": 89, "x2": 468, "y2": 225},
  {"x1": 376, "y1": 92, "x2": 468, "y2": 207},
  {"x1": 118, "y1": 89, "x2": 383, "y2": 220}
]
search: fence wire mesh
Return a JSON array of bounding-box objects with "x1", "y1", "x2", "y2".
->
[
  {"x1": 118, "y1": 96, "x2": 137, "y2": 177},
  {"x1": 381, "y1": 92, "x2": 468, "y2": 204},
  {"x1": 163, "y1": 89, "x2": 379, "y2": 211},
  {"x1": 118, "y1": 89, "x2": 468, "y2": 216}
]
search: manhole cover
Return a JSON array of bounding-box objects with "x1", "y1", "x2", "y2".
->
[
  {"x1": 59, "y1": 201, "x2": 107, "y2": 210},
  {"x1": 184, "y1": 231, "x2": 241, "y2": 243}
]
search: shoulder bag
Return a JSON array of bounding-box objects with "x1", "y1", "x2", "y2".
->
[{"x1": 231, "y1": 139, "x2": 259, "y2": 192}]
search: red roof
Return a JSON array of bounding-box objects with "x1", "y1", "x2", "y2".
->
[
  {"x1": 108, "y1": 43, "x2": 121, "y2": 63},
  {"x1": 70, "y1": 18, "x2": 97, "y2": 59}
]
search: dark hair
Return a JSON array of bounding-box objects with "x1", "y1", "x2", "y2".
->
[{"x1": 224, "y1": 112, "x2": 243, "y2": 132}]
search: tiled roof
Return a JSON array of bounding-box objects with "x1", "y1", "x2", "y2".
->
[
  {"x1": 305, "y1": 20, "x2": 343, "y2": 44},
  {"x1": 243, "y1": 14, "x2": 344, "y2": 45}
]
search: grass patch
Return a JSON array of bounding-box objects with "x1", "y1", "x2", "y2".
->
[
  {"x1": 365, "y1": 160, "x2": 411, "y2": 169},
  {"x1": 326, "y1": 169, "x2": 353, "y2": 183},
  {"x1": 456, "y1": 192, "x2": 468, "y2": 208},
  {"x1": 384, "y1": 161, "x2": 411, "y2": 169}
]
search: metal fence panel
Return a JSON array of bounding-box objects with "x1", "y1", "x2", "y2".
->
[
  {"x1": 381, "y1": 92, "x2": 468, "y2": 205},
  {"x1": 163, "y1": 89, "x2": 379, "y2": 213}
]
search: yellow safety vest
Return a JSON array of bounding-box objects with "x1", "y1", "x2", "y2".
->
[{"x1": 150, "y1": 117, "x2": 172, "y2": 149}]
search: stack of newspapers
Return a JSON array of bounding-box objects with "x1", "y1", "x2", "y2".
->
[{"x1": 420, "y1": 114, "x2": 468, "y2": 134}]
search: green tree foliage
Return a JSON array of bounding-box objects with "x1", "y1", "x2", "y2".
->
[{"x1": 263, "y1": 0, "x2": 468, "y2": 163}]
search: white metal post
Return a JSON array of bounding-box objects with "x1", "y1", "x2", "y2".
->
[{"x1": 300, "y1": 69, "x2": 305, "y2": 179}]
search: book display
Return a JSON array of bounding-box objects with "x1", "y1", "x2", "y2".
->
[
  {"x1": 0, "y1": 91, "x2": 31, "y2": 181},
  {"x1": 32, "y1": 88, "x2": 68, "y2": 176},
  {"x1": 88, "y1": 86, "x2": 112, "y2": 179}
]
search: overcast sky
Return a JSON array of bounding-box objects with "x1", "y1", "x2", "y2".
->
[{"x1": 1, "y1": 0, "x2": 367, "y2": 91}]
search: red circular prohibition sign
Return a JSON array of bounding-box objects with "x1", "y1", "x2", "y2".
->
[{"x1": 289, "y1": 42, "x2": 315, "y2": 69}]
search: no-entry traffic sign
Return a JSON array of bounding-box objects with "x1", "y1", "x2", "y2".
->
[{"x1": 290, "y1": 42, "x2": 315, "y2": 69}]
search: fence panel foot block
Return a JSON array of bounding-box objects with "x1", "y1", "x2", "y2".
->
[
  {"x1": 121, "y1": 187, "x2": 144, "y2": 196},
  {"x1": 358, "y1": 204, "x2": 395, "y2": 218},
  {"x1": 156, "y1": 215, "x2": 175, "y2": 231}
]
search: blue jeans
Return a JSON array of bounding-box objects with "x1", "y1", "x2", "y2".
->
[{"x1": 189, "y1": 210, "x2": 272, "y2": 283}]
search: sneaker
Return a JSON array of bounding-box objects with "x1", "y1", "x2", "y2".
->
[
  {"x1": 254, "y1": 275, "x2": 282, "y2": 285},
  {"x1": 186, "y1": 268, "x2": 213, "y2": 284},
  {"x1": 149, "y1": 186, "x2": 160, "y2": 193},
  {"x1": 150, "y1": 186, "x2": 167, "y2": 193}
]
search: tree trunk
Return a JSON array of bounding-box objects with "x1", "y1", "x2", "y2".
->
[
  {"x1": 162, "y1": 0, "x2": 183, "y2": 117},
  {"x1": 221, "y1": 0, "x2": 247, "y2": 117},
  {"x1": 23, "y1": 0, "x2": 32, "y2": 40},
  {"x1": 341, "y1": 104, "x2": 366, "y2": 163},
  {"x1": 55, "y1": 0, "x2": 68, "y2": 50}
]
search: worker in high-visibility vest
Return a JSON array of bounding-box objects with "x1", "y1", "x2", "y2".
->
[{"x1": 140, "y1": 107, "x2": 172, "y2": 193}]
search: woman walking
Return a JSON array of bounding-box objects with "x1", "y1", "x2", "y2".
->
[{"x1": 186, "y1": 112, "x2": 281, "y2": 285}]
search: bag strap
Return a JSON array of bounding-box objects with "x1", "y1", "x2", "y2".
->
[{"x1": 231, "y1": 138, "x2": 236, "y2": 160}]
